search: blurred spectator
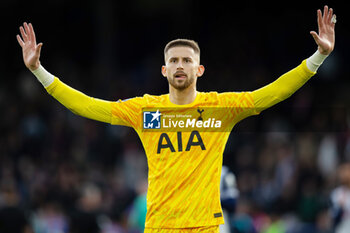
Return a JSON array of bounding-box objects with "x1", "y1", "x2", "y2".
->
[
  {"x1": 127, "y1": 179, "x2": 148, "y2": 233},
  {"x1": 220, "y1": 165, "x2": 239, "y2": 233},
  {"x1": 261, "y1": 214, "x2": 286, "y2": 233},
  {"x1": 69, "y1": 182, "x2": 103, "y2": 233},
  {"x1": 330, "y1": 162, "x2": 350, "y2": 233},
  {"x1": 231, "y1": 198, "x2": 257, "y2": 233},
  {"x1": 317, "y1": 134, "x2": 338, "y2": 178},
  {"x1": 0, "y1": 180, "x2": 32, "y2": 233},
  {"x1": 315, "y1": 208, "x2": 332, "y2": 233},
  {"x1": 31, "y1": 201, "x2": 68, "y2": 233}
]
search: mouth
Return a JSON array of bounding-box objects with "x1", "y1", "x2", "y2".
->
[{"x1": 174, "y1": 71, "x2": 187, "y2": 79}]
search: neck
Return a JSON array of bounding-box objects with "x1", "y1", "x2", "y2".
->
[{"x1": 169, "y1": 85, "x2": 197, "y2": 105}]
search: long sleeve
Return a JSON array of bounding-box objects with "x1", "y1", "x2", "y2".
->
[
  {"x1": 45, "y1": 77, "x2": 113, "y2": 123},
  {"x1": 251, "y1": 60, "x2": 316, "y2": 113}
]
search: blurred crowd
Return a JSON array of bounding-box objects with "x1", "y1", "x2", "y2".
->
[
  {"x1": 2, "y1": 1, "x2": 350, "y2": 233},
  {"x1": 0, "y1": 73, "x2": 149, "y2": 233}
]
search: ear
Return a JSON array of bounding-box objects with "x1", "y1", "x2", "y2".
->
[
  {"x1": 196, "y1": 65, "x2": 205, "y2": 77},
  {"x1": 161, "y1": 65, "x2": 167, "y2": 77}
]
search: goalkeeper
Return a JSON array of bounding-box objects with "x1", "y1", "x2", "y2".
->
[{"x1": 17, "y1": 6, "x2": 335, "y2": 233}]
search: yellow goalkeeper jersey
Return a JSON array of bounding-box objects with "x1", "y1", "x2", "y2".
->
[
  {"x1": 110, "y1": 91, "x2": 257, "y2": 227},
  {"x1": 45, "y1": 60, "x2": 315, "y2": 228}
]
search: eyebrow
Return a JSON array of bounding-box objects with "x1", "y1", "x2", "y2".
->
[{"x1": 168, "y1": 57, "x2": 193, "y2": 61}]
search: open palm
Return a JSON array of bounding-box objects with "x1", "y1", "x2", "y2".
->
[
  {"x1": 17, "y1": 22, "x2": 43, "y2": 71},
  {"x1": 310, "y1": 5, "x2": 336, "y2": 55}
]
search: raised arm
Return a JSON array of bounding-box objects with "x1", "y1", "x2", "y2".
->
[
  {"x1": 17, "y1": 22, "x2": 112, "y2": 123},
  {"x1": 251, "y1": 6, "x2": 336, "y2": 112}
]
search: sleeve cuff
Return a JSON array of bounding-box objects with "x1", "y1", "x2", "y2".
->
[
  {"x1": 302, "y1": 59, "x2": 317, "y2": 76},
  {"x1": 45, "y1": 77, "x2": 60, "y2": 94},
  {"x1": 306, "y1": 50, "x2": 328, "y2": 72},
  {"x1": 31, "y1": 65, "x2": 55, "y2": 87}
]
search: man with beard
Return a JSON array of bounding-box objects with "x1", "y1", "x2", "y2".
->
[{"x1": 17, "y1": 6, "x2": 336, "y2": 233}]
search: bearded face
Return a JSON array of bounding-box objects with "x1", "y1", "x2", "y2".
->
[
  {"x1": 167, "y1": 69, "x2": 195, "y2": 90},
  {"x1": 162, "y1": 46, "x2": 204, "y2": 91}
]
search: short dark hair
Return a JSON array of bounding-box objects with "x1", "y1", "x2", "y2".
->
[{"x1": 164, "y1": 39, "x2": 200, "y2": 56}]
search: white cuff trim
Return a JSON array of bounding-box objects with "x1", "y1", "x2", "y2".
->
[
  {"x1": 306, "y1": 50, "x2": 328, "y2": 72},
  {"x1": 31, "y1": 65, "x2": 55, "y2": 88}
]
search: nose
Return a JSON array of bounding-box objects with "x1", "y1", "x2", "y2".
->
[{"x1": 176, "y1": 60, "x2": 184, "y2": 70}]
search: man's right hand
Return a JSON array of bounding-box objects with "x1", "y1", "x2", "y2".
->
[{"x1": 17, "y1": 22, "x2": 43, "y2": 71}]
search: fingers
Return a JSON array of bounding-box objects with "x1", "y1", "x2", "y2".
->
[
  {"x1": 317, "y1": 6, "x2": 328, "y2": 29},
  {"x1": 320, "y1": 5, "x2": 335, "y2": 26},
  {"x1": 19, "y1": 22, "x2": 36, "y2": 42},
  {"x1": 317, "y1": 5, "x2": 336, "y2": 32},
  {"x1": 24, "y1": 22, "x2": 32, "y2": 42},
  {"x1": 29, "y1": 23, "x2": 36, "y2": 44},
  {"x1": 17, "y1": 22, "x2": 38, "y2": 48},
  {"x1": 327, "y1": 8, "x2": 333, "y2": 23},
  {"x1": 19, "y1": 26, "x2": 28, "y2": 42},
  {"x1": 331, "y1": 14, "x2": 336, "y2": 29},
  {"x1": 36, "y1": 43, "x2": 43, "y2": 55},
  {"x1": 316, "y1": 9, "x2": 322, "y2": 31},
  {"x1": 328, "y1": 9, "x2": 336, "y2": 30},
  {"x1": 16, "y1": 34, "x2": 25, "y2": 47},
  {"x1": 322, "y1": 5, "x2": 328, "y2": 23},
  {"x1": 310, "y1": 31, "x2": 321, "y2": 45}
]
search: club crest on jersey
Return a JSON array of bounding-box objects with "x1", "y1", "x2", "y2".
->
[
  {"x1": 143, "y1": 110, "x2": 161, "y2": 129},
  {"x1": 197, "y1": 108, "x2": 204, "y2": 121}
]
